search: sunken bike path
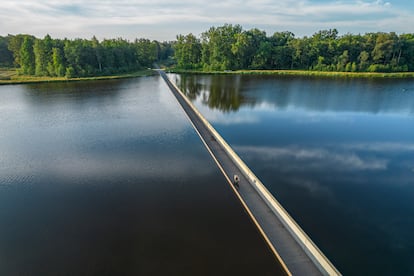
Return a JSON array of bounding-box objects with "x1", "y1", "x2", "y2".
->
[{"x1": 157, "y1": 70, "x2": 340, "y2": 276}]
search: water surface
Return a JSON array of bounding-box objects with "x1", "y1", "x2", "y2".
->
[
  {"x1": 0, "y1": 77, "x2": 283, "y2": 275},
  {"x1": 173, "y1": 73, "x2": 414, "y2": 275}
]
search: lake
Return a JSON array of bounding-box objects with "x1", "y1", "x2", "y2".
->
[
  {"x1": 0, "y1": 77, "x2": 284, "y2": 275},
  {"x1": 172, "y1": 73, "x2": 414, "y2": 276}
]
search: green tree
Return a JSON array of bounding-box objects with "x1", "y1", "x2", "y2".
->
[
  {"x1": 314, "y1": 56, "x2": 328, "y2": 71},
  {"x1": 135, "y1": 38, "x2": 157, "y2": 67},
  {"x1": 174, "y1": 33, "x2": 201, "y2": 69},
  {"x1": 19, "y1": 36, "x2": 35, "y2": 75},
  {"x1": 64, "y1": 39, "x2": 82, "y2": 77},
  {"x1": 371, "y1": 32, "x2": 397, "y2": 65},
  {"x1": 232, "y1": 28, "x2": 267, "y2": 69},
  {"x1": 50, "y1": 47, "x2": 65, "y2": 76},
  {"x1": 358, "y1": 51, "x2": 370, "y2": 71},
  {"x1": 337, "y1": 50, "x2": 349, "y2": 71},
  {"x1": 251, "y1": 39, "x2": 272, "y2": 69},
  {"x1": 351, "y1": 62, "x2": 358, "y2": 72},
  {"x1": 7, "y1": 34, "x2": 27, "y2": 67},
  {"x1": 34, "y1": 39, "x2": 47, "y2": 75},
  {"x1": 310, "y1": 29, "x2": 338, "y2": 68},
  {"x1": 337, "y1": 34, "x2": 364, "y2": 66},
  {"x1": 157, "y1": 41, "x2": 174, "y2": 63},
  {"x1": 201, "y1": 24, "x2": 242, "y2": 70},
  {"x1": 92, "y1": 36, "x2": 103, "y2": 73},
  {"x1": 0, "y1": 36, "x2": 14, "y2": 67},
  {"x1": 399, "y1": 34, "x2": 414, "y2": 71},
  {"x1": 289, "y1": 37, "x2": 313, "y2": 69},
  {"x1": 269, "y1": 32, "x2": 294, "y2": 69}
]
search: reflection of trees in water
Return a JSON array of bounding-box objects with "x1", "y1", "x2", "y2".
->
[
  {"x1": 177, "y1": 74, "x2": 414, "y2": 114},
  {"x1": 23, "y1": 79, "x2": 125, "y2": 106},
  {"x1": 177, "y1": 74, "x2": 255, "y2": 112},
  {"x1": 207, "y1": 75, "x2": 242, "y2": 112},
  {"x1": 176, "y1": 74, "x2": 203, "y2": 101}
]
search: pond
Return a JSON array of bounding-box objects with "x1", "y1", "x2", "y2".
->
[
  {"x1": 0, "y1": 77, "x2": 283, "y2": 275},
  {"x1": 172, "y1": 73, "x2": 414, "y2": 275}
]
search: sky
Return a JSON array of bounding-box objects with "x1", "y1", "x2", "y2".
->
[{"x1": 1, "y1": 0, "x2": 413, "y2": 41}]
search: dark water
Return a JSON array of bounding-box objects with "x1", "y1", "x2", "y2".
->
[
  {"x1": 173, "y1": 73, "x2": 414, "y2": 275},
  {"x1": 0, "y1": 77, "x2": 284, "y2": 275}
]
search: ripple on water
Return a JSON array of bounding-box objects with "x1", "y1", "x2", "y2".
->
[{"x1": 0, "y1": 174, "x2": 36, "y2": 188}]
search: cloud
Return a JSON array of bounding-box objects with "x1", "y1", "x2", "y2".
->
[
  {"x1": 1, "y1": 0, "x2": 413, "y2": 40},
  {"x1": 236, "y1": 145, "x2": 388, "y2": 172}
]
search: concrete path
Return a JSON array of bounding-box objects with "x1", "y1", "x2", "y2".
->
[{"x1": 157, "y1": 70, "x2": 340, "y2": 276}]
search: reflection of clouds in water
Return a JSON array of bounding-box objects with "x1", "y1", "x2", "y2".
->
[
  {"x1": 194, "y1": 97, "x2": 259, "y2": 125},
  {"x1": 288, "y1": 178, "x2": 334, "y2": 199},
  {"x1": 51, "y1": 153, "x2": 211, "y2": 179},
  {"x1": 249, "y1": 102, "x2": 277, "y2": 112},
  {"x1": 1, "y1": 150, "x2": 213, "y2": 183},
  {"x1": 340, "y1": 142, "x2": 414, "y2": 152},
  {"x1": 210, "y1": 114, "x2": 259, "y2": 125},
  {"x1": 0, "y1": 77, "x2": 203, "y2": 186},
  {"x1": 116, "y1": 79, "x2": 189, "y2": 136},
  {"x1": 248, "y1": 79, "x2": 414, "y2": 116},
  {"x1": 236, "y1": 145, "x2": 388, "y2": 172},
  {"x1": 292, "y1": 111, "x2": 356, "y2": 124}
]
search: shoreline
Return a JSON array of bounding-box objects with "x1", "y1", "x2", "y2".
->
[
  {"x1": 0, "y1": 69, "x2": 156, "y2": 85},
  {"x1": 167, "y1": 69, "x2": 414, "y2": 78},
  {"x1": 3, "y1": 68, "x2": 414, "y2": 85}
]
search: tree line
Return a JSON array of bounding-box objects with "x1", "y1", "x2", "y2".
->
[
  {"x1": 2, "y1": 25, "x2": 414, "y2": 76},
  {"x1": 0, "y1": 34, "x2": 173, "y2": 77},
  {"x1": 174, "y1": 24, "x2": 414, "y2": 72}
]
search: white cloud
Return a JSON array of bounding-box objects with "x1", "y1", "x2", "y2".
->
[{"x1": 0, "y1": 0, "x2": 412, "y2": 40}]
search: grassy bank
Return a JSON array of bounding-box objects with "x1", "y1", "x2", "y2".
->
[
  {"x1": 168, "y1": 69, "x2": 414, "y2": 78},
  {"x1": 0, "y1": 68, "x2": 156, "y2": 85}
]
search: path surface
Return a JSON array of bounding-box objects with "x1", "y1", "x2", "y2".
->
[{"x1": 157, "y1": 70, "x2": 340, "y2": 276}]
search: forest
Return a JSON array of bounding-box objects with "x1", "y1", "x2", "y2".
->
[
  {"x1": 174, "y1": 24, "x2": 414, "y2": 72},
  {"x1": 0, "y1": 34, "x2": 173, "y2": 77},
  {"x1": 1, "y1": 24, "x2": 414, "y2": 77}
]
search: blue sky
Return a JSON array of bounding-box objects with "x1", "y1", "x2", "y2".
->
[{"x1": 1, "y1": 0, "x2": 413, "y2": 40}]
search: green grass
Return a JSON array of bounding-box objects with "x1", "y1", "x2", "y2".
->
[
  {"x1": 168, "y1": 69, "x2": 414, "y2": 78},
  {"x1": 0, "y1": 69, "x2": 156, "y2": 85},
  {"x1": 0, "y1": 68, "x2": 18, "y2": 80}
]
